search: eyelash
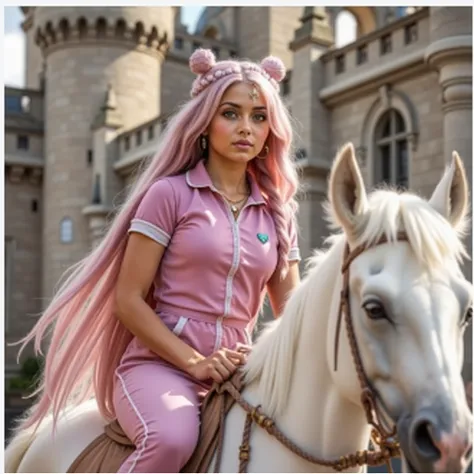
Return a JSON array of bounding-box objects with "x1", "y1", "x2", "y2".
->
[{"x1": 222, "y1": 110, "x2": 267, "y2": 122}]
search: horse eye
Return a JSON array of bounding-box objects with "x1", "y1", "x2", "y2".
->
[{"x1": 363, "y1": 300, "x2": 386, "y2": 320}]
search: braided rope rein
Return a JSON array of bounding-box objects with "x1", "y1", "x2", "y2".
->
[{"x1": 213, "y1": 381, "x2": 400, "y2": 473}]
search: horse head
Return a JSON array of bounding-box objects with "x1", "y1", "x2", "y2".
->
[{"x1": 327, "y1": 143, "x2": 472, "y2": 473}]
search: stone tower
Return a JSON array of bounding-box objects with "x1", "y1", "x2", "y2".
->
[{"x1": 32, "y1": 7, "x2": 174, "y2": 299}]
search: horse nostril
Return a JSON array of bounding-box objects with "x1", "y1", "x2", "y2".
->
[{"x1": 412, "y1": 419, "x2": 441, "y2": 460}]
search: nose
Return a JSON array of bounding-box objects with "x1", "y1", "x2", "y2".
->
[
  {"x1": 433, "y1": 432, "x2": 472, "y2": 472},
  {"x1": 408, "y1": 411, "x2": 472, "y2": 473},
  {"x1": 239, "y1": 118, "x2": 251, "y2": 135}
]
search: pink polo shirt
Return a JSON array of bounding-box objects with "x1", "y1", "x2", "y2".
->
[{"x1": 128, "y1": 159, "x2": 300, "y2": 343}]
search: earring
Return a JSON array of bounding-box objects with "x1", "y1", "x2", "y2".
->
[
  {"x1": 201, "y1": 135, "x2": 208, "y2": 151},
  {"x1": 257, "y1": 145, "x2": 269, "y2": 159}
]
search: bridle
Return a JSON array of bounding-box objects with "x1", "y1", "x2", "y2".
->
[
  {"x1": 334, "y1": 232, "x2": 410, "y2": 448},
  {"x1": 215, "y1": 232, "x2": 407, "y2": 473}
]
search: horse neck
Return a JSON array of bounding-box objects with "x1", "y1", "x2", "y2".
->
[{"x1": 277, "y1": 243, "x2": 372, "y2": 470}]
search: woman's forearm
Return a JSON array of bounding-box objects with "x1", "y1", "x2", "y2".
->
[{"x1": 115, "y1": 295, "x2": 204, "y2": 372}]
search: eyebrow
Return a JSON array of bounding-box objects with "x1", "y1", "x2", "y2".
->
[{"x1": 220, "y1": 101, "x2": 267, "y2": 111}]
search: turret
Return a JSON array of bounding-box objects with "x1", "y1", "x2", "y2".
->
[{"x1": 31, "y1": 7, "x2": 174, "y2": 299}]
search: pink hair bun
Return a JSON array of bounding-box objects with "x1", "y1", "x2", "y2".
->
[
  {"x1": 260, "y1": 56, "x2": 286, "y2": 82},
  {"x1": 189, "y1": 48, "x2": 216, "y2": 75}
]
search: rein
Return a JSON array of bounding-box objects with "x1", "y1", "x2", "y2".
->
[{"x1": 214, "y1": 233, "x2": 408, "y2": 473}]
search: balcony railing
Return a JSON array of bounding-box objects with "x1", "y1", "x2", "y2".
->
[{"x1": 320, "y1": 8, "x2": 429, "y2": 94}]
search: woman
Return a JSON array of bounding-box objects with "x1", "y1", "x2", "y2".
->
[{"x1": 14, "y1": 49, "x2": 301, "y2": 472}]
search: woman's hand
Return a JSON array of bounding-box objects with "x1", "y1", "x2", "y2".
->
[{"x1": 186, "y1": 348, "x2": 248, "y2": 383}]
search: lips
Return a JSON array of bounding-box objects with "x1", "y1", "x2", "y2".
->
[{"x1": 234, "y1": 140, "x2": 253, "y2": 147}]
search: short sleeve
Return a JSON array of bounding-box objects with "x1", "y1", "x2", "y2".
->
[
  {"x1": 128, "y1": 179, "x2": 177, "y2": 247},
  {"x1": 288, "y1": 216, "x2": 301, "y2": 262}
]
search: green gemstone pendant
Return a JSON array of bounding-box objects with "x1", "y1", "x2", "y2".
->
[{"x1": 257, "y1": 233, "x2": 269, "y2": 244}]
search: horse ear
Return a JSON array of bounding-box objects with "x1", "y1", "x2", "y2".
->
[
  {"x1": 328, "y1": 143, "x2": 368, "y2": 238},
  {"x1": 428, "y1": 151, "x2": 469, "y2": 230}
]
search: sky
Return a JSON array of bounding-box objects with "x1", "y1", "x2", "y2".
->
[{"x1": 3, "y1": 6, "x2": 355, "y2": 88}]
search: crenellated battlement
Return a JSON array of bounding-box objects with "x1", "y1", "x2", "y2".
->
[{"x1": 35, "y1": 15, "x2": 171, "y2": 57}]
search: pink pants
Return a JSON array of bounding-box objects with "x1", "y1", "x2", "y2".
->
[{"x1": 114, "y1": 312, "x2": 251, "y2": 473}]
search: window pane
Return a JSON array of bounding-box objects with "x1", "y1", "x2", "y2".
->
[
  {"x1": 381, "y1": 145, "x2": 391, "y2": 182},
  {"x1": 375, "y1": 144, "x2": 392, "y2": 185},
  {"x1": 5, "y1": 95, "x2": 21, "y2": 113},
  {"x1": 396, "y1": 140, "x2": 409, "y2": 188},
  {"x1": 395, "y1": 110, "x2": 405, "y2": 133},
  {"x1": 380, "y1": 114, "x2": 391, "y2": 138},
  {"x1": 17, "y1": 135, "x2": 29, "y2": 150},
  {"x1": 60, "y1": 218, "x2": 73, "y2": 243}
]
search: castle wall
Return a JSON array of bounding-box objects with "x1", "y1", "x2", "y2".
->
[
  {"x1": 4, "y1": 175, "x2": 43, "y2": 370},
  {"x1": 161, "y1": 58, "x2": 195, "y2": 115}
]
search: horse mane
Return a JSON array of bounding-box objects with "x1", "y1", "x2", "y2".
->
[
  {"x1": 333, "y1": 187, "x2": 469, "y2": 269},
  {"x1": 243, "y1": 239, "x2": 345, "y2": 417},
  {"x1": 244, "y1": 186, "x2": 469, "y2": 417}
]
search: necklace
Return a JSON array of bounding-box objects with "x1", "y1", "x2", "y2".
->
[
  {"x1": 222, "y1": 195, "x2": 249, "y2": 214},
  {"x1": 210, "y1": 175, "x2": 251, "y2": 215}
]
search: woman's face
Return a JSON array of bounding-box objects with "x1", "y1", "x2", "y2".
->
[{"x1": 206, "y1": 81, "x2": 271, "y2": 166}]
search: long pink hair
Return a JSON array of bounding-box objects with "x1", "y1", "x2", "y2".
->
[{"x1": 13, "y1": 49, "x2": 299, "y2": 433}]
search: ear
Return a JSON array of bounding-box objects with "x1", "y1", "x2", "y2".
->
[
  {"x1": 428, "y1": 151, "x2": 469, "y2": 230},
  {"x1": 328, "y1": 143, "x2": 368, "y2": 239}
]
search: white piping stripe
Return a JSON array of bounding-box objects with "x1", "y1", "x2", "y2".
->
[
  {"x1": 244, "y1": 327, "x2": 252, "y2": 345},
  {"x1": 289, "y1": 247, "x2": 301, "y2": 262},
  {"x1": 172, "y1": 316, "x2": 188, "y2": 337},
  {"x1": 116, "y1": 370, "x2": 149, "y2": 472},
  {"x1": 213, "y1": 317, "x2": 224, "y2": 352},
  {"x1": 129, "y1": 218, "x2": 171, "y2": 247},
  {"x1": 223, "y1": 207, "x2": 241, "y2": 316}
]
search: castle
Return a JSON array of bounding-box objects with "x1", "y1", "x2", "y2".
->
[{"x1": 4, "y1": 6, "x2": 472, "y2": 379}]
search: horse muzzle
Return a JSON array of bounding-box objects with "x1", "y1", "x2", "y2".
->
[{"x1": 397, "y1": 407, "x2": 472, "y2": 473}]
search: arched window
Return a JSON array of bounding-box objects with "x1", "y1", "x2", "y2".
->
[
  {"x1": 373, "y1": 109, "x2": 409, "y2": 189},
  {"x1": 60, "y1": 217, "x2": 74, "y2": 243},
  {"x1": 335, "y1": 10, "x2": 357, "y2": 47}
]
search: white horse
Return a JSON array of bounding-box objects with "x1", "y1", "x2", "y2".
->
[{"x1": 5, "y1": 143, "x2": 473, "y2": 473}]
